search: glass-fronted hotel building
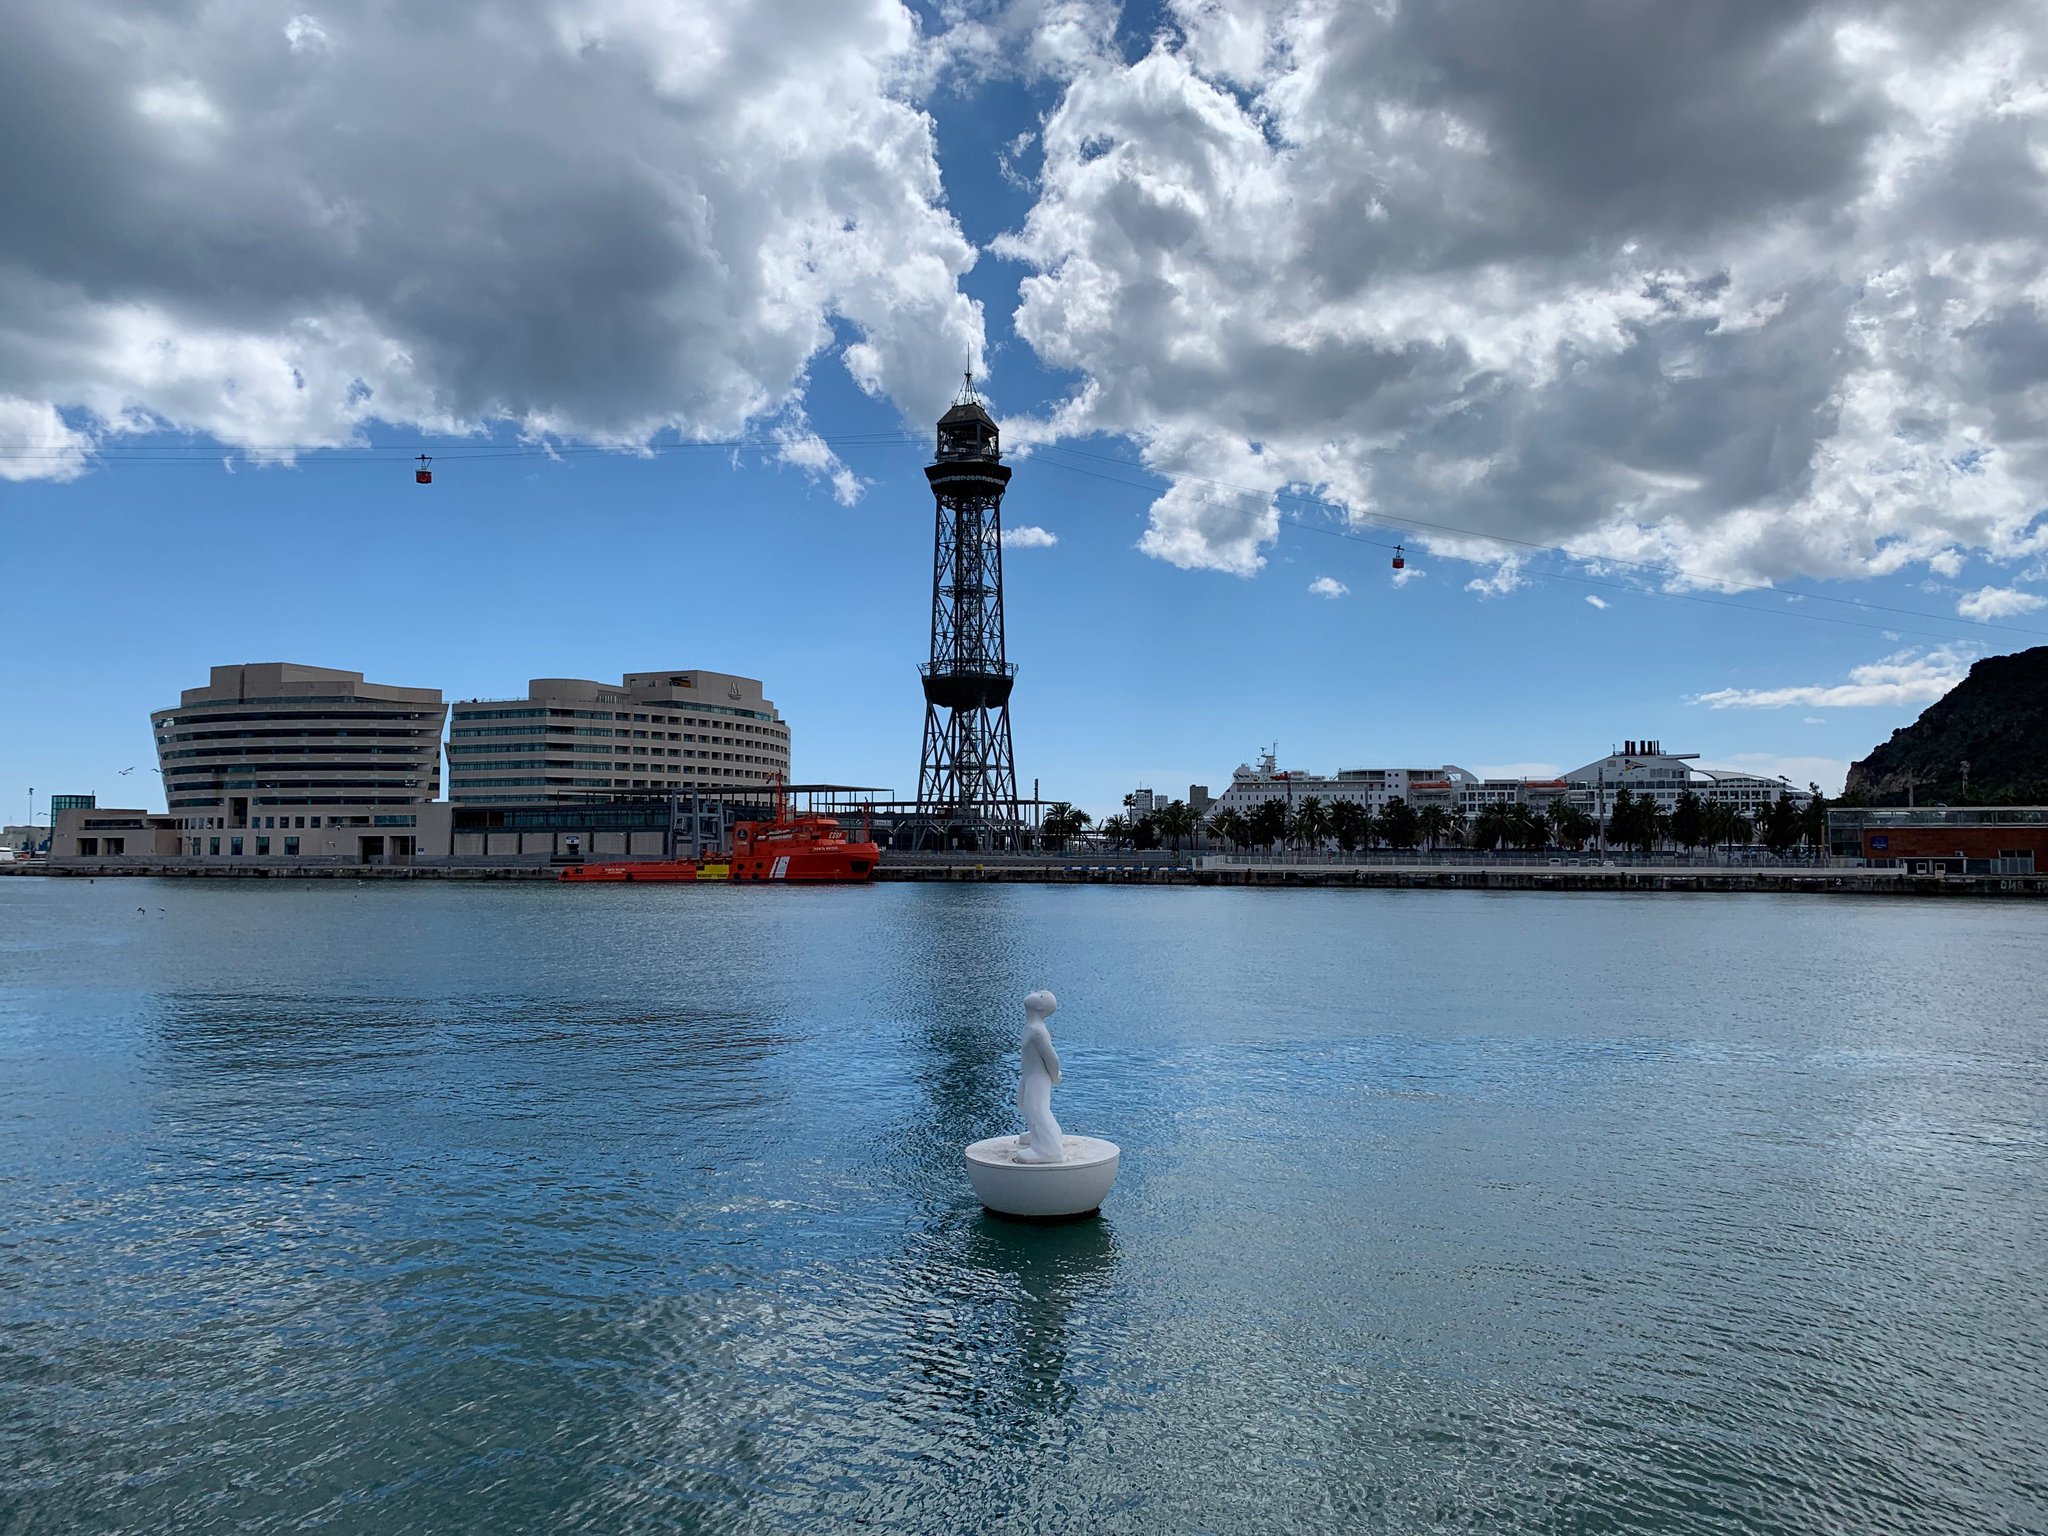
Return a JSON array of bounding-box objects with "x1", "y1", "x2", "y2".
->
[{"x1": 445, "y1": 671, "x2": 791, "y2": 804}]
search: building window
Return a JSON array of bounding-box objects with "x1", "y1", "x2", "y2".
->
[
  {"x1": 230, "y1": 836, "x2": 244, "y2": 856},
  {"x1": 295, "y1": 816, "x2": 305, "y2": 829},
  {"x1": 255, "y1": 836, "x2": 271, "y2": 854},
  {"x1": 78, "y1": 838, "x2": 99, "y2": 856},
  {"x1": 311, "y1": 817, "x2": 321, "y2": 828},
  {"x1": 189, "y1": 838, "x2": 202, "y2": 856},
  {"x1": 284, "y1": 836, "x2": 299, "y2": 855}
]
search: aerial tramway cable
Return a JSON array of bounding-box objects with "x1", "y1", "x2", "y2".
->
[{"x1": 7, "y1": 426, "x2": 2043, "y2": 645}]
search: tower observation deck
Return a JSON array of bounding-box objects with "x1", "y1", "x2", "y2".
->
[{"x1": 912, "y1": 379, "x2": 1021, "y2": 849}]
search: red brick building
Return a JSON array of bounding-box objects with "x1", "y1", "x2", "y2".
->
[{"x1": 1829, "y1": 808, "x2": 2046, "y2": 874}]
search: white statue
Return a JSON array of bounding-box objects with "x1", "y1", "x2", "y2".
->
[
  {"x1": 1013, "y1": 989, "x2": 1065, "y2": 1163},
  {"x1": 963, "y1": 988, "x2": 1119, "y2": 1216}
]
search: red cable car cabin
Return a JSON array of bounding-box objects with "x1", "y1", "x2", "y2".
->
[
  {"x1": 415, "y1": 454, "x2": 432, "y2": 485},
  {"x1": 1392, "y1": 544, "x2": 1405, "y2": 570}
]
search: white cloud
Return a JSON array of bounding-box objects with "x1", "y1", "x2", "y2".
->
[
  {"x1": 1464, "y1": 556, "x2": 1527, "y2": 599},
  {"x1": 1956, "y1": 585, "x2": 2047, "y2": 621},
  {"x1": 283, "y1": 15, "x2": 331, "y2": 55},
  {"x1": 1308, "y1": 575, "x2": 1348, "y2": 598},
  {"x1": 1390, "y1": 563, "x2": 1424, "y2": 587},
  {"x1": 0, "y1": 397, "x2": 92, "y2": 482},
  {"x1": 1585, "y1": 595, "x2": 1609, "y2": 609},
  {"x1": 1002, "y1": 524, "x2": 1059, "y2": 548},
  {"x1": 995, "y1": 1, "x2": 2048, "y2": 591},
  {"x1": 773, "y1": 423, "x2": 864, "y2": 505},
  {"x1": 926, "y1": 0, "x2": 1117, "y2": 84},
  {"x1": 0, "y1": 0, "x2": 984, "y2": 476},
  {"x1": 1692, "y1": 646, "x2": 1974, "y2": 709}
]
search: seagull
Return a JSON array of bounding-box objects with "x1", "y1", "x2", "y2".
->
[{"x1": 118, "y1": 767, "x2": 136, "y2": 775}]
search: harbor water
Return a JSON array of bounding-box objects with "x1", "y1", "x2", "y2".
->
[{"x1": 2, "y1": 879, "x2": 2042, "y2": 1534}]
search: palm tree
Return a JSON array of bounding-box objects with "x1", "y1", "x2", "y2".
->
[
  {"x1": 1670, "y1": 789, "x2": 1706, "y2": 850},
  {"x1": 1207, "y1": 808, "x2": 1247, "y2": 850},
  {"x1": 1378, "y1": 795, "x2": 1420, "y2": 850},
  {"x1": 1099, "y1": 814, "x2": 1133, "y2": 849},
  {"x1": 1506, "y1": 802, "x2": 1545, "y2": 849},
  {"x1": 1471, "y1": 802, "x2": 1510, "y2": 852},
  {"x1": 1249, "y1": 797, "x2": 1290, "y2": 852},
  {"x1": 1040, "y1": 801, "x2": 1088, "y2": 851},
  {"x1": 1417, "y1": 804, "x2": 1451, "y2": 851},
  {"x1": 1329, "y1": 799, "x2": 1369, "y2": 853},
  {"x1": 1548, "y1": 801, "x2": 1594, "y2": 849},
  {"x1": 1155, "y1": 799, "x2": 1199, "y2": 852},
  {"x1": 1762, "y1": 790, "x2": 1802, "y2": 855},
  {"x1": 1291, "y1": 795, "x2": 1332, "y2": 851},
  {"x1": 1612, "y1": 794, "x2": 1668, "y2": 853},
  {"x1": 1800, "y1": 784, "x2": 1829, "y2": 852}
]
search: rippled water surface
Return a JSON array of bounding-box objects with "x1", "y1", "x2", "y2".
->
[{"x1": 2, "y1": 879, "x2": 2043, "y2": 1534}]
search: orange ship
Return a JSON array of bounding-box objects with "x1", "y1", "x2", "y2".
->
[{"x1": 728, "y1": 793, "x2": 880, "y2": 883}]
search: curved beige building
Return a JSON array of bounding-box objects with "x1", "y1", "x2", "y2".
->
[
  {"x1": 153, "y1": 662, "x2": 447, "y2": 859},
  {"x1": 446, "y1": 670, "x2": 791, "y2": 804}
]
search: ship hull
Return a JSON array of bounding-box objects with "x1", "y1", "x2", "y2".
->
[
  {"x1": 728, "y1": 842, "x2": 880, "y2": 883},
  {"x1": 559, "y1": 859, "x2": 703, "y2": 883}
]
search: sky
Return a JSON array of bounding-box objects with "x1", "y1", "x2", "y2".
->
[{"x1": 4, "y1": 0, "x2": 2048, "y2": 821}]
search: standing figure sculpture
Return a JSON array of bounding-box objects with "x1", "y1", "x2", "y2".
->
[
  {"x1": 963, "y1": 987, "x2": 1119, "y2": 1216},
  {"x1": 1013, "y1": 989, "x2": 1064, "y2": 1163}
]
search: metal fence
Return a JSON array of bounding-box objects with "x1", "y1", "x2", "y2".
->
[{"x1": 1196, "y1": 849, "x2": 1839, "y2": 870}]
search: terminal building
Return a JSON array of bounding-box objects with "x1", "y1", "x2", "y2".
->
[
  {"x1": 446, "y1": 671, "x2": 790, "y2": 805},
  {"x1": 1826, "y1": 806, "x2": 2045, "y2": 874},
  {"x1": 150, "y1": 662, "x2": 448, "y2": 862}
]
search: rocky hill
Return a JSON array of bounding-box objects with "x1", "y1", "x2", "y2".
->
[{"x1": 1846, "y1": 645, "x2": 2048, "y2": 804}]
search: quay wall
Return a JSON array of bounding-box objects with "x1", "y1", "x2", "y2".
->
[
  {"x1": 20, "y1": 858, "x2": 556, "y2": 880},
  {"x1": 13, "y1": 857, "x2": 2045, "y2": 897},
  {"x1": 874, "y1": 858, "x2": 2048, "y2": 898}
]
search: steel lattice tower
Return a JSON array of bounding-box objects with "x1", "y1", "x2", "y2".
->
[{"x1": 915, "y1": 381, "x2": 1019, "y2": 848}]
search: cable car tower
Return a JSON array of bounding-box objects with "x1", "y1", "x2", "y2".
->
[{"x1": 913, "y1": 376, "x2": 1020, "y2": 849}]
